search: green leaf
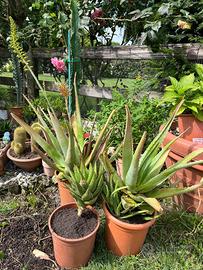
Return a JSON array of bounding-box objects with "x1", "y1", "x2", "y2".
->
[
  {"x1": 147, "y1": 178, "x2": 203, "y2": 198},
  {"x1": 125, "y1": 132, "x2": 147, "y2": 191},
  {"x1": 122, "y1": 106, "x2": 133, "y2": 179}
]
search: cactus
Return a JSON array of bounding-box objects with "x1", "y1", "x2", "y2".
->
[
  {"x1": 31, "y1": 123, "x2": 42, "y2": 152},
  {"x1": 11, "y1": 127, "x2": 27, "y2": 155}
]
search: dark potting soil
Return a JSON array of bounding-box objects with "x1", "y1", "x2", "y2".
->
[
  {"x1": 119, "y1": 214, "x2": 153, "y2": 225},
  {"x1": 51, "y1": 207, "x2": 98, "y2": 239},
  {"x1": 10, "y1": 145, "x2": 39, "y2": 159}
]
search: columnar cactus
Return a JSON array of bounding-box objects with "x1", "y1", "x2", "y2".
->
[
  {"x1": 31, "y1": 122, "x2": 42, "y2": 152},
  {"x1": 11, "y1": 127, "x2": 27, "y2": 155}
]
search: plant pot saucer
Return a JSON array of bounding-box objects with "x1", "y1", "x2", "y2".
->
[{"x1": 7, "y1": 146, "x2": 41, "y2": 172}]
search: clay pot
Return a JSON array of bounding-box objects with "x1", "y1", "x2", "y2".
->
[
  {"x1": 10, "y1": 106, "x2": 23, "y2": 120},
  {"x1": 103, "y1": 204, "x2": 155, "y2": 256},
  {"x1": 42, "y1": 160, "x2": 55, "y2": 177},
  {"x1": 178, "y1": 114, "x2": 203, "y2": 141},
  {"x1": 7, "y1": 144, "x2": 41, "y2": 172},
  {"x1": 54, "y1": 171, "x2": 75, "y2": 205},
  {"x1": 162, "y1": 124, "x2": 203, "y2": 214},
  {"x1": 0, "y1": 143, "x2": 10, "y2": 176},
  {"x1": 48, "y1": 203, "x2": 100, "y2": 269}
]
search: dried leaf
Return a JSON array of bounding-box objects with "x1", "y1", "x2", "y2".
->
[{"x1": 32, "y1": 249, "x2": 51, "y2": 261}]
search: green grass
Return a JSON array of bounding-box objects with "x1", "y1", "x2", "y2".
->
[
  {"x1": 0, "y1": 198, "x2": 19, "y2": 214},
  {"x1": 82, "y1": 210, "x2": 203, "y2": 270}
]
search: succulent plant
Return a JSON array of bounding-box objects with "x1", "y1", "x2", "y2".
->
[
  {"x1": 67, "y1": 163, "x2": 104, "y2": 216},
  {"x1": 101, "y1": 101, "x2": 203, "y2": 220},
  {"x1": 30, "y1": 122, "x2": 42, "y2": 152}
]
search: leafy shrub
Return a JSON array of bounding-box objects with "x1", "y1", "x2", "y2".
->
[{"x1": 88, "y1": 90, "x2": 170, "y2": 147}]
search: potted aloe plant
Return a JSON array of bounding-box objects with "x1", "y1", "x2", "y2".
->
[
  {"x1": 101, "y1": 102, "x2": 203, "y2": 257},
  {"x1": 161, "y1": 64, "x2": 203, "y2": 141}
]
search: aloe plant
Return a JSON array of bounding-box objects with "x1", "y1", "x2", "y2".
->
[{"x1": 102, "y1": 101, "x2": 203, "y2": 220}]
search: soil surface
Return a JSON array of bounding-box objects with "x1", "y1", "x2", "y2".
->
[
  {"x1": 0, "y1": 189, "x2": 59, "y2": 270},
  {"x1": 51, "y1": 207, "x2": 98, "y2": 239},
  {"x1": 10, "y1": 145, "x2": 39, "y2": 159}
]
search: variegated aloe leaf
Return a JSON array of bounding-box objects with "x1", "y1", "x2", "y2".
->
[
  {"x1": 65, "y1": 122, "x2": 78, "y2": 171},
  {"x1": 146, "y1": 178, "x2": 203, "y2": 198},
  {"x1": 122, "y1": 106, "x2": 133, "y2": 179},
  {"x1": 125, "y1": 131, "x2": 147, "y2": 191}
]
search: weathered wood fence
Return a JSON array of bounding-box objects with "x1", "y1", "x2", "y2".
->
[{"x1": 0, "y1": 43, "x2": 203, "y2": 100}]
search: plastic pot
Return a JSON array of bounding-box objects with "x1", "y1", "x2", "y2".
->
[
  {"x1": 103, "y1": 204, "x2": 155, "y2": 256},
  {"x1": 48, "y1": 203, "x2": 100, "y2": 269},
  {"x1": 42, "y1": 160, "x2": 55, "y2": 177}
]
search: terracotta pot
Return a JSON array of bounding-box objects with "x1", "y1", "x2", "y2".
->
[
  {"x1": 54, "y1": 171, "x2": 75, "y2": 205},
  {"x1": 178, "y1": 114, "x2": 203, "y2": 142},
  {"x1": 48, "y1": 203, "x2": 100, "y2": 269},
  {"x1": 7, "y1": 143, "x2": 42, "y2": 171},
  {"x1": 162, "y1": 124, "x2": 203, "y2": 214},
  {"x1": 10, "y1": 106, "x2": 23, "y2": 120},
  {"x1": 0, "y1": 143, "x2": 10, "y2": 175},
  {"x1": 103, "y1": 204, "x2": 155, "y2": 256},
  {"x1": 42, "y1": 160, "x2": 55, "y2": 177}
]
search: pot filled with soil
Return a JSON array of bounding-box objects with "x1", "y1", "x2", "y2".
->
[
  {"x1": 48, "y1": 202, "x2": 100, "y2": 269},
  {"x1": 103, "y1": 204, "x2": 155, "y2": 256},
  {"x1": 0, "y1": 142, "x2": 10, "y2": 175}
]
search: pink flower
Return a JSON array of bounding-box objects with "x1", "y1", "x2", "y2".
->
[{"x1": 51, "y1": 57, "x2": 66, "y2": 72}]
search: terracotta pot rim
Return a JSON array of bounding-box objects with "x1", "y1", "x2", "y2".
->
[
  {"x1": 0, "y1": 143, "x2": 10, "y2": 157},
  {"x1": 7, "y1": 143, "x2": 41, "y2": 163},
  {"x1": 177, "y1": 114, "x2": 194, "y2": 118},
  {"x1": 103, "y1": 203, "x2": 156, "y2": 230},
  {"x1": 48, "y1": 202, "x2": 100, "y2": 243}
]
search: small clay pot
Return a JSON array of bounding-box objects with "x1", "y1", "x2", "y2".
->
[
  {"x1": 54, "y1": 172, "x2": 75, "y2": 205},
  {"x1": 42, "y1": 160, "x2": 55, "y2": 177},
  {"x1": 103, "y1": 204, "x2": 155, "y2": 256},
  {"x1": 48, "y1": 203, "x2": 100, "y2": 269},
  {"x1": 10, "y1": 106, "x2": 23, "y2": 120},
  {"x1": 0, "y1": 143, "x2": 10, "y2": 176},
  {"x1": 7, "y1": 144, "x2": 41, "y2": 172}
]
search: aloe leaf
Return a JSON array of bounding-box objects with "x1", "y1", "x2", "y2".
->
[
  {"x1": 125, "y1": 132, "x2": 147, "y2": 191},
  {"x1": 138, "y1": 159, "x2": 203, "y2": 193},
  {"x1": 147, "y1": 178, "x2": 203, "y2": 198},
  {"x1": 47, "y1": 109, "x2": 69, "y2": 158},
  {"x1": 139, "y1": 196, "x2": 163, "y2": 212},
  {"x1": 85, "y1": 109, "x2": 116, "y2": 166},
  {"x1": 65, "y1": 124, "x2": 77, "y2": 170},
  {"x1": 33, "y1": 145, "x2": 57, "y2": 170},
  {"x1": 122, "y1": 106, "x2": 133, "y2": 179},
  {"x1": 138, "y1": 100, "x2": 184, "y2": 180}
]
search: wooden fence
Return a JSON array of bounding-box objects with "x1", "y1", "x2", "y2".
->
[{"x1": 0, "y1": 43, "x2": 203, "y2": 100}]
